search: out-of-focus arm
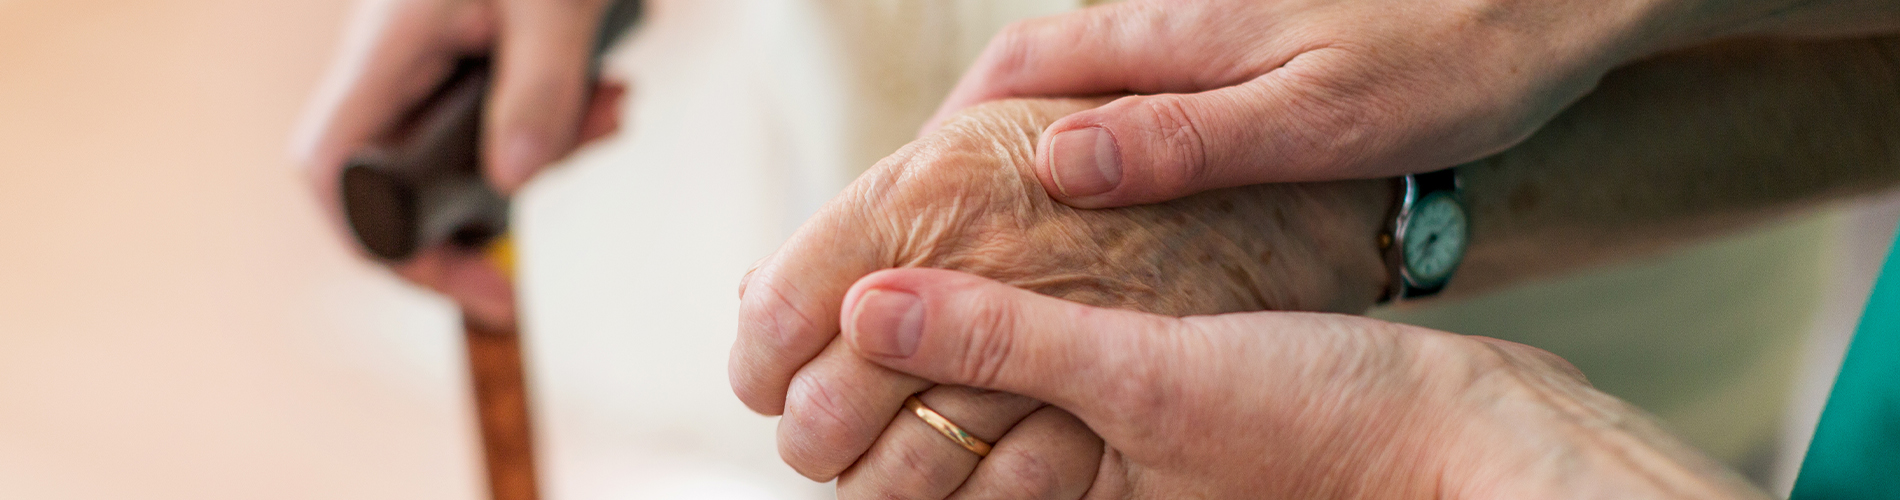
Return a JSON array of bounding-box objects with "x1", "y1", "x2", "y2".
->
[{"x1": 1452, "y1": 37, "x2": 1900, "y2": 295}]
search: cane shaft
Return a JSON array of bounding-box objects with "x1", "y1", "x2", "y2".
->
[{"x1": 464, "y1": 318, "x2": 538, "y2": 500}]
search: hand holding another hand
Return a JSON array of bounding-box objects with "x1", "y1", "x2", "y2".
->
[
  {"x1": 758, "y1": 1, "x2": 1900, "y2": 496},
  {"x1": 841, "y1": 268, "x2": 1771, "y2": 499},
  {"x1": 732, "y1": 98, "x2": 1393, "y2": 498},
  {"x1": 929, "y1": 0, "x2": 1722, "y2": 209}
]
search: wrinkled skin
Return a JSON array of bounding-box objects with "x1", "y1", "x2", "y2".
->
[
  {"x1": 840, "y1": 268, "x2": 1770, "y2": 500},
  {"x1": 730, "y1": 98, "x2": 1392, "y2": 497}
]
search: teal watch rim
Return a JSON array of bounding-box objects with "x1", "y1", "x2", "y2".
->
[
  {"x1": 1386, "y1": 169, "x2": 1467, "y2": 300},
  {"x1": 1396, "y1": 190, "x2": 1467, "y2": 292}
]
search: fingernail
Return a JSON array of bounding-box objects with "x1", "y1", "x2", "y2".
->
[
  {"x1": 495, "y1": 131, "x2": 546, "y2": 190},
  {"x1": 1049, "y1": 127, "x2": 1122, "y2": 198},
  {"x1": 852, "y1": 289, "x2": 924, "y2": 358}
]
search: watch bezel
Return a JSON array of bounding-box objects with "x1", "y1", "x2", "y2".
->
[
  {"x1": 1395, "y1": 190, "x2": 1467, "y2": 290},
  {"x1": 1384, "y1": 170, "x2": 1467, "y2": 301}
]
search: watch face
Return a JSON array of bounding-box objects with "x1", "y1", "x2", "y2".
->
[{"x1": 1401, "y1": 192, "x2": 1468, "y2": 286}]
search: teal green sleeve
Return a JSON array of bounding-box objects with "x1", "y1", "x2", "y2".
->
[{"x1": 1792, "y1": 224, "x2": 1900, "y2": 499}]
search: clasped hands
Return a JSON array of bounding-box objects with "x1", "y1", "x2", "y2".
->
[
  {"x1": 733, "y1": 98, "x2": 1653, "y2": 499},
  {"x1": 733, "y1": 97, "x2": 1398, "y2": 497},
  {"x1": 730, "y1": 0, "x2": 1646, "y2": 492},
  {"x1": 725, "y1": 0, "x2": 1851, "y2": 493},
  {"x1": 286, "y1": 0, "x2": 1860, "y2": 495}
]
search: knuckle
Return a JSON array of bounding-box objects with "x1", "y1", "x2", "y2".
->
[
  {"x1": 778, "y1": 375, "x2": 859, "y2": 479},
  {"x1": 1536, "y1": 352, "x2": 1587, "y2": 381},
  {"x1": 954, "y1": 290, "x2": 1022, "y2": 388},
  {"x1": 727, "y1": 359, "x2": 775, "y2": 413},
  {"x1": 1493, "y1": 340, "x2": 1585, "y2": 381},
  {"x1": 984, "y1": 450, "x2": 1065, "y2": 499},
  {"x1": 1284, "y1": 99, "x2": 1365, "y2": 172},
  {"x1": 980, "y1": 20, "x2": 1045, "y2": 90},
  {"x1": 1134, "y1": 96, "x2": 1212, "y2": 194},
  {"x1": 731, "y1": 282, "x2": 825, "y2": 411},
  {"x1": 1249, "y1": 56, "x2": 1358, "y2": 155},
  {"x1": 783, "y1": 375, "x2": 854, "y2": 442},
  {"x1": 1278, "y1": 64, "x2": 1400, "y2": 173},
  {"x1": 736, "y1": 255, "x2": 769, "y2": 299},
  {"x1": 1098, "y1": 370, "x2": 1166, "y2": 436},
  {"x1": 740, "y1": 279, "x2": 823, "y2": 351},
  {"x1": 846, "y1": 444, "x2": 955, "y2": 500},
  {"x1": 1090, "y1": 333, "x2": 1172, "y2": 440},
  {"x1": 1113, "y1": 1, "x2": 1183, "y2": 47}
]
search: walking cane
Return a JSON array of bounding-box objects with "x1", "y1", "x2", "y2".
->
[{"x1": 334, "y1": 3, "x2": 642, "y2": 498}]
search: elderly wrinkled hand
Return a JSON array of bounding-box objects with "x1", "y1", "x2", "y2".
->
[{"x1": 730, "y1": 98, "x2": 1393, "y2": 497}]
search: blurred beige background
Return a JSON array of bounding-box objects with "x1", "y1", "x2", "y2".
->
[
  {"x1": 0, "y1": 1, "x2": 495, "y2": 498},
  {"x1": 3, "y1": 0, "x2": 1897, "y2": 499}
]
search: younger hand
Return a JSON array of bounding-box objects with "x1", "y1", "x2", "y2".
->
[
  {"x1": 843, "y1": 268, "x2": 1772, "y2": 499},
  {"x1": 930, "y1": 0, "x2": 1680, "y2": 208}
]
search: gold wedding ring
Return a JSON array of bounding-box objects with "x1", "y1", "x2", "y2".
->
[{"x1": 904, "y1": 395, "x2": 993, "y2": 457}]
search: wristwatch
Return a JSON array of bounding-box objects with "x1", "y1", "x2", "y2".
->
[{"x1": 1379, "y1": 168, "x2": 1469, "y2": 303}]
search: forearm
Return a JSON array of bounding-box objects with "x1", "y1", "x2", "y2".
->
[
  {"x1": 1620, "y1": 0, "x2": 1900, "y2": 61},
  {"x1": 1451, "y1": 36, "x2": 1900, "y2": 295},
  {"x1": 1452, "y1": 344, "x2": 1770, "y2": 499},
  {"x1": 1671, "y1": 0, "x2": 1900, "y2": 47}
]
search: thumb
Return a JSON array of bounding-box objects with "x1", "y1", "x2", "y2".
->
[
  {"x1": 840, "y1": 268, "x2": 1178, "y2": 427},
  {"x1": 1035, "y1": 58, "x2": 1377, "y2": 208},
  {"x1": 483, "y1": 0, "x2": 611, "y2": 192}
]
